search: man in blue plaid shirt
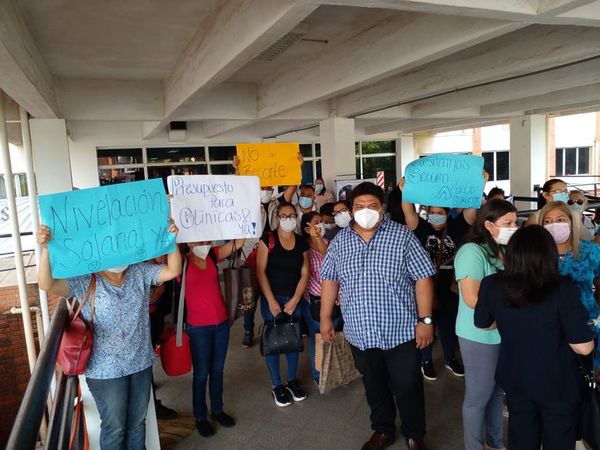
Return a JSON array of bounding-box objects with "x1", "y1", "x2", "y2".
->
[{"x1": 320, "y1": 182, "x2": 436, "y2": 450}]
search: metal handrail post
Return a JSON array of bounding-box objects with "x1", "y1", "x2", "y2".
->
[
  {"x1": 0, "y1": 92, "x2": 37, "y2": 371},
  {"x1": 6, "y1": 298, "x2": 69, "y2": 450}
]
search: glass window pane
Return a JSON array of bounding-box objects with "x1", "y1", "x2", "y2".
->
[
  {"x1": 355, "y1": 158, "x2": 362, "y2": 179},
  {"x1": 355, "y1": 142, "x2": 360, "y2": 156},
  {"x1": 496, "y1": 151, "x2": 509, "y2": 181},
  {"x1": 147, "y1": 165, "x2": 208, "y2": 192},
  {"x1": 578, "y1": 147, "x2": 590, "y2": 175},
  {"x1": 482, "y1": 152, "x2": 495, "y2": 182},
  {"x1": 360, "y1": 156, "x2": 397, "y2": 192},
  {"x1": 361, "y1": 141, "x2": 395, "y2": 155},
  {"x1": 301, "y1": 161, "x2": 314, "y2": 185},
  {"x1": 146, "y1": 147, "x2": 205, "y2": 163},
  {"x1": 16, "y1": 174, "x2": 28, "y2": 197},
  {"x1": 300, "y1": 144, "x2": 313, "y2": 158},
  {"x1": 210, "y1": 164, "x2": 236, "y2": 175},
  {"x1": 315, "y1": 143, "x2": 321, "y2": 157},
  {"x1": 565, "y1": 148, "x2": 577, "y2": 175},
  {"x1": 98, "y1": 168, "x2": 145, "y2": 185},
  {"x1": 0, "y1": 175, "x2": 6, "y2": 199},
  {"x1": 316, "y1": 159, "x2": 322, "y2": 179},
  {"x1": 555, "y1": 148, "x2": 564, "y2": 176},
  {"x1": 97, "y1": 148, "x2": 142, "y2": 165},
  {"x1": 208, "y1": 146, "x2": 236, "y2": 162}
]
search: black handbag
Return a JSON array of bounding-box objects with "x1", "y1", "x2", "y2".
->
[
  {"x1": 308, "y1": 293, "x2": 341, "y2": 323},
  {"x1": 260, "y1": 313, "x2": 304, "y2": 356},
  {"x1": 579, "y1": 356, "x2": 600, "y2": 449}
]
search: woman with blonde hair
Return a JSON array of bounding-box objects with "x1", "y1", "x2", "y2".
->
[{"x1": 537, "y1": 201, "x2": 600, "y2": 345}]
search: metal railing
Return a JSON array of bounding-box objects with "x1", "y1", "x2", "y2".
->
[{"x1": 6, "y1": 298, "x2": 87, "y2": 450}]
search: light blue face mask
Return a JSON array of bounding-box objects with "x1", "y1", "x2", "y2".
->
[
  {"x1": 571, "y1": 203, "x2": 585, "y2": 214},
  {"x1": 428, "y1": 213, "x2": 447, "y2": 226},
  {"x1": 299, "y1": 196, "x2": 313, "y2": 209},
  {"x1": 552, "y1": 192, "x2": 569, "y2": 203}
]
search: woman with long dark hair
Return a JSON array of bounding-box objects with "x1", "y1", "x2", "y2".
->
[
  {"x1": 454, "y1": 199, "x2": 518, "y2": 450},
  {"x1": 256, "y1": 202, "x2": 310, "y2": 407},
  {"x1": 475, "y1": 226, "x2": 594, "y2": 450}
]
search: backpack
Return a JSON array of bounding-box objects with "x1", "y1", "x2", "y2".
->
[{"x1": 243, "y1": 231, "x2": 276, "y2": 294}]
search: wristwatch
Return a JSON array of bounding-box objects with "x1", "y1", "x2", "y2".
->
[{"x1": 418, "y1": 316, "x2": 433, "y2": 325}]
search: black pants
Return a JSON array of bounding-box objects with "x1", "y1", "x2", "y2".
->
[
  {"x1": 351, "y1": 340, "x2": 426, "y2": 439},
  {"x1": 506, "y1": 392, "x2": 579, "y2": 450}
]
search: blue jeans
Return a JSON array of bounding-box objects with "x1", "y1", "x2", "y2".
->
[
  {"x1": 300, "y1": 299, "x2": 342, "y2": 380},
  {"x1": 261, "y1": 295, "x2": 302, "y2": 387},
  {"x1": 243, "y1": 306, "x2": 255, "y2": 333},
  {"x1": 86, "y1": 366, "x2": 153, "y2": 450},
  {"x1": 187, "y1": 320, "x2": 230, "y2": 420},
  {"x1": 421, "y1": 288, "x2": 459, "y2": 363},
  {"x1": 459, "y1": 337, "x2": 504, "y2": 450}
]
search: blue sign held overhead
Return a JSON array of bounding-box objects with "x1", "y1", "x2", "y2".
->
[
  {"x1": 39, "y1": 179, "x2": 175, "y2": 279},
  {"x1": 403, "y1": 154, "x2": 485, "y2": 209}
]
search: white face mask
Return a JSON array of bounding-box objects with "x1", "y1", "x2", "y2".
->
[
  {"x1": 323, "y1": 223, "x2": 337, "y2": 230},
  {"x1": 493, "y1": 226, "x2": 518, "y2": 246},
  {"x1": 354, "y1": 208, "x2": 381, "y2": 230},
  {"x1": 260, "y1": 190, "x2": 273, "y2": 204},
  {"x1": 192, "y1": 245, "x2": 211, "y2": 260},
  {"x1": 106, "y1": 265, "x2": 128, "y2": 274},
  {"x1": 279, "y1": 218, "x2": 297, "y2": 232},
  {"x1": 334, "y1": 211, "x2": 352, "y2": 228}
]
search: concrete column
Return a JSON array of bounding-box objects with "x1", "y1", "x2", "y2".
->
[
  {"x1": 319, "y1": 118, "x2": 355, "y2": 192},
  {"x1": 396, "y1": 133, "x2": 416, "y2": 177},
  {"x1": 510, "y1": 115, "x2": 547, "y2": 203},
  {"x1": 29, "y1": 119, "x2": 73, "y2": 194}
]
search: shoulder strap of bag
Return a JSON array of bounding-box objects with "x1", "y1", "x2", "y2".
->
[
  {"x1": 229, "y1": 241, "x2": 239, "y2": 269},
  {"x1": 72, "y1": 274, "x2": 97, "y2": 323},
  {"x1": 176, "y1": 258, "x2": 188, "y2": 347}
]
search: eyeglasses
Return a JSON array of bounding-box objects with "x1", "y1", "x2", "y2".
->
[
  {"x1": 548, "y1": 188, "x2": 568, "y2": 194},
  {"x1": 278, "y1": 213, "x2": 297, "y2": 220},
  {"x1": 567, "y1": 199, "x2": 585, "y2": 205},
  {"x1": 332, "y1": 208, "x2": 349, "y2": 216}
]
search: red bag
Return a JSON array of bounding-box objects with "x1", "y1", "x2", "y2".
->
[
  {"x1": 160, "y1": 259, "x2": 192, "y2": 376},
  {"x1": 159, "y1": 327, "x2": 192, "y2": 376},
  {"x1": 243, "y1": 232, "x2": 275, "y2": 293},
  {"x1": 58, "y1": 275, "x2": 97, "y2": 376}
]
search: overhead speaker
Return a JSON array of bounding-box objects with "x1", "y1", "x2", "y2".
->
[{"x1": 168, "y1": 121, "x2": 187, "y2": 142}]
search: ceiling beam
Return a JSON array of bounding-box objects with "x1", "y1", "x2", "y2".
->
[
  {"x1": 336, "y1": 25, "x2": 600, "y2": 118},
  {"x1": 144, "y1": 0, "x2": 318, "y2": 138},
  {"x1": 0, "y1": 0, "x2": 59, "y2": 117},
  {"x1": 362, "y1": 117, "x2": 511, "y2": 135},
  {"x1": 410, "y1": 58, "x2": 600, "y2": 117},
  {"x1": 480, "y1": 83, "x2": 600, "y2": 116},
  {"x1": 173, "y1": 83, "x2": 257, "y2": 121}
]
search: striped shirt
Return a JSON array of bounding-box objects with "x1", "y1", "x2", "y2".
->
[{"x1": 320, "y1": 218, "x2": 436, "y2": 350}]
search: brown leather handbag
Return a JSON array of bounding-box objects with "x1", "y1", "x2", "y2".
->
[
  {"x1": 57, "y1": 275, "x2": 97, "y2": 376},
  {"x1": 223, "y1": 245, "x2": 256, "y2": 324}
]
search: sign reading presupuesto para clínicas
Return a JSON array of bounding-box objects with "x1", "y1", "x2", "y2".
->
[{"x1": 39, "y1": 179, "x2": 175, "y2": 279}]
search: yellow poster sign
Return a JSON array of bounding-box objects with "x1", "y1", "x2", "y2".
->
[{"x1": 236, "y1": 143, "x2": 302, "y2": 187}]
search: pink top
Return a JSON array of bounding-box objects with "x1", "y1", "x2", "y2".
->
[
  {"x1": 306, "y1": 239, "x2": 328, "y2": 298},
  {"x1": 185, "y1": 249, "x2": 227, "y2": 327}
]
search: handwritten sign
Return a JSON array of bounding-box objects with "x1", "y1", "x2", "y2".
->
[
  {"x1": 403, "y1": 154, "x2": 484, "y2": 208},
  {"x1": 236, "y1": 143, "x2": 301, "y2": 187},
  {"x1": 168, "y1": 175, "x2": 261, "y2": 242},
  {"x1": 39, "y1": 179, "x2": 174, "y2": 279}
]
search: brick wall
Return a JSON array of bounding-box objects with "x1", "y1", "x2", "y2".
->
[{"x1": 0, "y1": 284, "x2": 54, "y2": 447}]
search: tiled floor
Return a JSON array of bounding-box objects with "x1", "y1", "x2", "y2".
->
[{"x1": 154, "y1": 318, "x2": 480, "y2": 450}]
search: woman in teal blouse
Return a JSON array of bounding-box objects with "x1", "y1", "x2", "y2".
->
[{"x1": 454, "y1": 199, "x2": 517, "y2": 450}]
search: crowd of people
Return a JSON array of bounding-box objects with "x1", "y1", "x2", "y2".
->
[{"x1": 35, "y1": 167, "x2": 600, "y2": 450}]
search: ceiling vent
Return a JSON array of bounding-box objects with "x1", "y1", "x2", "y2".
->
[{"x1": 254, "y1": 23, "x2": 309, "y2": 62}]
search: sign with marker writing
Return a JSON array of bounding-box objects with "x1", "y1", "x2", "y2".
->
[
  {"x1": 39, "y1": 179, "x2": 174, "y2": 279},
  {"x1": 403, "y1": 154, "x2": 485, "y2": 208},
  {"x1": 168, "y1": 175, "x2": 261, "y2": 243},
  {"x1": 236, "y1": 143, "x2": 301, "y2": 187}
]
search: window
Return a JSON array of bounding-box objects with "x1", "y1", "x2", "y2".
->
[
  {"x1": 97, "y1": 144, "x2": 322, "y2": 187},
  {"x1": 555, "y1": 147, "x2": 591, "y2": 176},
  {"x1": 355, "y1": 141, "x2": 397, "y2": 192},
  {"x1": 0, "y1": 174, "x2": 29, "y2": 199},
  {"x1": 482, "y1": 151, "x2": 510, "y2": 181}
]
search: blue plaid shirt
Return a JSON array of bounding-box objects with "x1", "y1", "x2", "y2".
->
[{"x1": 321, "y1": 218, "x2": 436, "y2": 350}]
